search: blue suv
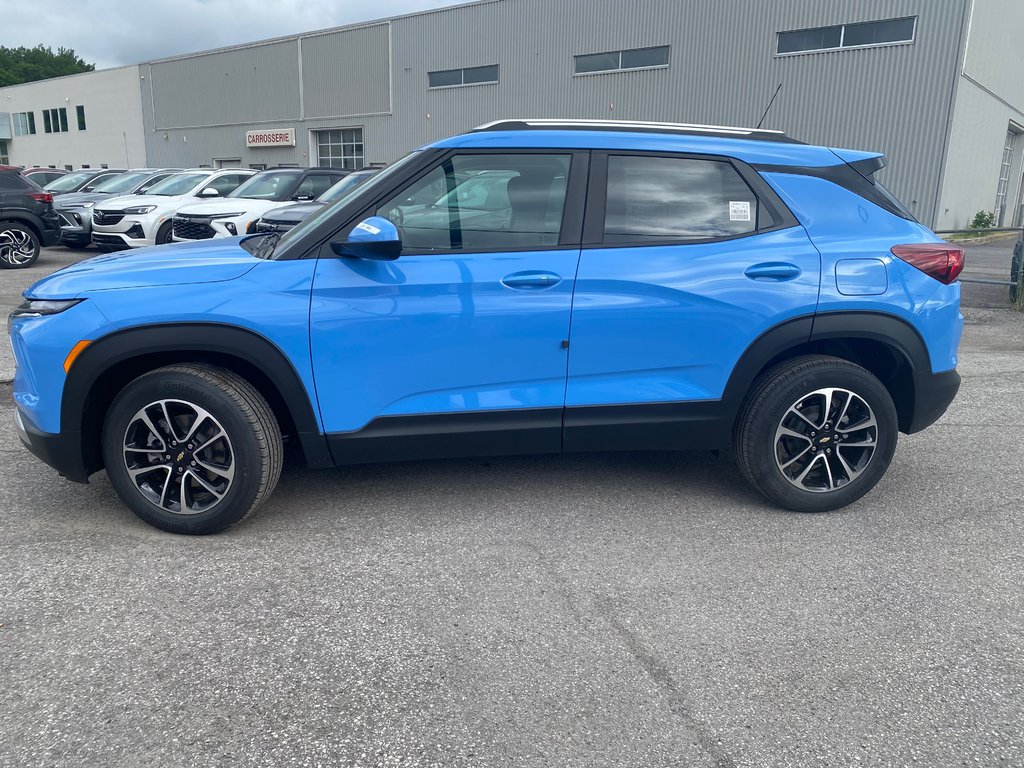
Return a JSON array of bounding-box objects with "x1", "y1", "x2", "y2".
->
[{"x1": 9, "y1": 119, "x2": 963, "y2": 534}]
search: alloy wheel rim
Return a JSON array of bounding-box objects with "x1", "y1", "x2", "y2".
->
[
  {"x1": 774, "y1": 387, "x2": 878, "y2": 493},
  {"x1": 122, "y1": 399, "x2": 234, "y2": 514},
  {"x1": 0, "y1": 229, "x2": 36, "y2": 266}
]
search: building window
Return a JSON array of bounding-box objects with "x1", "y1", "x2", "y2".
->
[
  {"x1": 0, "y1": 140, "x2": 8, "y2": 165},
  {"x1": 13, "y1": 112, "x2": 36, "y2": 136},
  {"x1": 428, "y1": 64, "x2": 499, "y2": 88},
  {"x1": 76, "y1": 105, "x2": 86, "y2": 131},
  {"x1": 316, "y1": 128, "x2": 364, "y2": 169},
  {"x1": 574, "y1": 46, "x2": 670, "y2": 75},
  {"x1": 777, "y1": 17, "x2": 916, "y2": 55},
  {"x1": 43, "y1": 107, "x2": 69, "y2": 134}
]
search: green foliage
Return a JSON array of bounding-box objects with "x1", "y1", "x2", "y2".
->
[
  {"x1": 970, "y1": 210, "x2": 996, "y2": 229},
  {"x1": 0, "y1": 45, "x2": 94, "y2": 87}
]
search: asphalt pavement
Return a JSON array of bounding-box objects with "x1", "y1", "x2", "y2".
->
[{"x1": 0, "y1": 244, "x2": 1022, "y2": 766}]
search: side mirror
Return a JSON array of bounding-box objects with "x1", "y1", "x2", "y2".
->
[
  {"x1": 199, "y1": 187, "x2": 220, "y2": 197},
  {"x1": 82, "y1": 184, "x2": 96, "y2": 192},
  {"x1": 330, "y1": 216, "x2": 401, "y2": 261}
]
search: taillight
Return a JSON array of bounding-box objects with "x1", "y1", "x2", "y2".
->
[
  {"x1": 30, "y1": 192, "x2": 53, "y2": 204},
  {"x1": 891, "y1": 243, "x2": 965, "y2": 284}
]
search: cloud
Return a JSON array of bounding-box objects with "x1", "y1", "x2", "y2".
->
[{"x1": 3, "y1": 0, "x2": 467, "y2": 69}]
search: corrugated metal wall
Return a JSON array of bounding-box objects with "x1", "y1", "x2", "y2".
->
[
  {"x1": 302, "y1": 23, "x2": 391, "y2": 118},
  {"x1": 141, "y1": 0, "x2": 973, "y2": 225}
]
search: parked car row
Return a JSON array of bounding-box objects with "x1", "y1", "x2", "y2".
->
[{"x1": 0, "y1": 164, "x2": 381, "y2": 266}]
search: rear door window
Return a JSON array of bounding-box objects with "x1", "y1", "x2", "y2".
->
[{"x1": 603, "y1": 155, "x2": 760, "y2": 243}]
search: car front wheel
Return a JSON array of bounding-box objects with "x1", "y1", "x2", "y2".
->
[
  {"x1": 102, "y1": 364, "x2": 283, "y2": 534},
  {"x1": 733, "y1": 356, "x2": 898, "y2": 513}
]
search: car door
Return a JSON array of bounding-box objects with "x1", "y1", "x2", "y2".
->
[
  {"x1": 563, "y1": 151, "x2": 821, "y2": 450},
  {"x1": 309, "y1": 150, "x2": 587, "y2": 462}
]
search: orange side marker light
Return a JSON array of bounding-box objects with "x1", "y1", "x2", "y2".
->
[{"x1": 63, "y1": 340, "x2": 92, "y2": 373}]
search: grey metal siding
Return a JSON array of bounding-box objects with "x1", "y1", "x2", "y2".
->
[
  {"x1": 302, "y1": 23, "x2": 391, "y2": 118},
  {"x1": 149, "y1": 40, "x2": 300, "y2": 129},
  {"x1": 138, "y1": 0, "x2": 975, "y2": 224}
]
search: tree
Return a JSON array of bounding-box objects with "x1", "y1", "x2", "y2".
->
[{"x1": 0, "y1": 45, "x2": 94, "y2": 87}]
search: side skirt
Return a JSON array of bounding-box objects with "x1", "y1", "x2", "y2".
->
[{"x1": 325, "y1": 402, "x2": 732, "y2": 466}]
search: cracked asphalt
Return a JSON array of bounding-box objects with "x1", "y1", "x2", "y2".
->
[{"x1": 1, "y1": 246, "x2": 1022, "y2": 766}]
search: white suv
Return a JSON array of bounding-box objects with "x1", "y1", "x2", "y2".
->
[
  {"x1": 91, "y1": 169, "x2": 255, "y2": 249},
  {"x1": 171, "y1": 168, "x2": 345, "y2": 242}
]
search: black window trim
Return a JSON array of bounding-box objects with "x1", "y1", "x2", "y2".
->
[
  {"x1": 305, "y1": 147, "x2": 590, "y2": 260},
  {"x1": 775, "y1": 16, "x2": 917, "y2": 57},
  {"x1": 573, "y1": 45, "x2": 671, "y2": 76},
  {"x1": 581, "y1": 150, "x2": 799, "y2": 248}
]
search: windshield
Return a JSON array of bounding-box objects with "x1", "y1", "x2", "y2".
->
[
  {"x1": 45, "y1": 172, "x2": 94, "y2": 192},
  {"x1": 228, "y1": 172, "x2": 299, "y2": 201},
  {"x1": 92, "y1": 172, "x2": 149, "y2": 194},
  {"x1": 263, "y1": 154, "x2": 418, "y2": 260},
  {"x1": 146, "y1": 172, "x2": 211, "y2": 196},
  {"x1": 319, "y1": 171, "x2": 377, "y2": 203}
]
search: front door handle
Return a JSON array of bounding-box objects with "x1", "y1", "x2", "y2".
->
[
  {"x1": 744, "y1": 262, "x2": 802, "y2": 281},
  {"x1": 502, "y1": 271, "x2": 562, "y2": 290}
]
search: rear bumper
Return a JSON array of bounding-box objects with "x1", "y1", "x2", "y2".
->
[
  {"x1": 906, "y1": 369, "x2": 961, "y2": 434},
  {"x1": 14, "y1": 407, "x2": 89, "y2": 483}
]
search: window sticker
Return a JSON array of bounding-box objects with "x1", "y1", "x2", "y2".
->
[{"x1": 729, "y1": 201, "x2": 752, "y2": 222}]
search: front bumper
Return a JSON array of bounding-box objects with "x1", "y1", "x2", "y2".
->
[
  {"x1": 14, "y1": 407, "x2": 89, "y2": 483},
  {"x1": 906, "y1": 369, "x2": 961, "y2": 434},
  {"x1": 57, "y1": 209, "x2": 93, "y2": 243}
]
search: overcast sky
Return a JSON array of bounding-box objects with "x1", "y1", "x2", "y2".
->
[{"x1": 4, "y1": 0, "x2": 468, "y2": 69}]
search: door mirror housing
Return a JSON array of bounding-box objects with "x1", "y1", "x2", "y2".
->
[
  {"x1": 199, "y1": 187, "x2": 220, "y2": 197},
  {"x1": 330, "y1": 216, "x2": 401, "y2": 261}
]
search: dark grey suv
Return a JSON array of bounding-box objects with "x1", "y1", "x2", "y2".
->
[{"x1": 0, "y1": 170, "x2": 60, "y2": 268}]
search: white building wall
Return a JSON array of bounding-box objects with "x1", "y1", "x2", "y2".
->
[
  {"x1": 937, "y1": 0, "x2": 1024, "y2": 229},
  {"x1": 0, "y1": 65, "x2": 147, "y2": 169}
]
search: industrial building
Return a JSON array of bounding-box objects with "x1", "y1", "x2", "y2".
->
[{"x1": 0, "y1": 0, "x2": 1021, "y2": 229}]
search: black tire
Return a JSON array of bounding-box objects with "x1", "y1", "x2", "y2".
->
[
  {"x1": 102, "y1": 364, "x2": 283, "y2": 534},
  {"x1": 156, "y1": 220, "x2": 173, "y2": 245},
  {"x1": 733, "y1": 355, "x2": 898, "y2": 513},
  {"x1": 0, "y1": 221, "x2": 41, "y2": 268}
]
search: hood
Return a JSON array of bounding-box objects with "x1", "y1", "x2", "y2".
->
[
  {"x1": 176, "y1": 197, "x2": 291, "y2": 218},
  {"x1": 25, "y1": 238, "x2": 260, "y2": 299},
  {"x1": 96, "y1": 193, "x2": 182, "y2": 212},
  {"x1": 262, "y1": 202, "x2": 323, "y2": 223},
  {"x1": 54, "y1": 191, "x2": 114, "y2": 208}
]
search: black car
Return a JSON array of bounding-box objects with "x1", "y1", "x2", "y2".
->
[
  {"x1": 0, "y1": 169, "x2": 60, "y2": 268},
  {"x1": 43, "y1": 168, "x2": 128, "y2": 196},
  {"x1": 255, "y1": 168, "x2": 380, "y2": 234}
]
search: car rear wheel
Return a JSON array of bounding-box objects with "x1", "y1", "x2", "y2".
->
[
  {"x1": 102, "y1": 364, "x2": 283, "y2": 534},
  {"x1": 733, "y1": 356, "x2": 898, "y2": 513},
  {"x1": 0, "y1": 222, "x2": 40, "y2": 268}
]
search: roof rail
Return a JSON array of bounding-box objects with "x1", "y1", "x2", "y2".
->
[{"x1": 471, "y1": 118, "x2": 802, "y2": 144}]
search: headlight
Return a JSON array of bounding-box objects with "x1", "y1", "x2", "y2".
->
[
  {"x1": 123, "y1": 205, "x2": 156, "y2": 215},
  {"x1": 224, "y1": 222, "x2": 237, "y2": 235},
  {"x1": 209, "y1": 212, "x2": 245, "y2": 219},
  {"x1": 81, "y1": 201, "x2": 95, "y2": 209},
  {"x1": 8, "y1": 299, "x2": 83, "y2": 334}
]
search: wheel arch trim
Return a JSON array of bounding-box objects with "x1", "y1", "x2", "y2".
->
[{"x1": 61, "y1": 322, "x2": 331, "y2": 477}]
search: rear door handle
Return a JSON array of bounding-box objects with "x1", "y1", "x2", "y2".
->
[
  {"x1": 744, "y1": 262, "x2": 802, "y2": 281},
  {"x1": 502, "y1": 271, "x2": 562, "y2": 290}
]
